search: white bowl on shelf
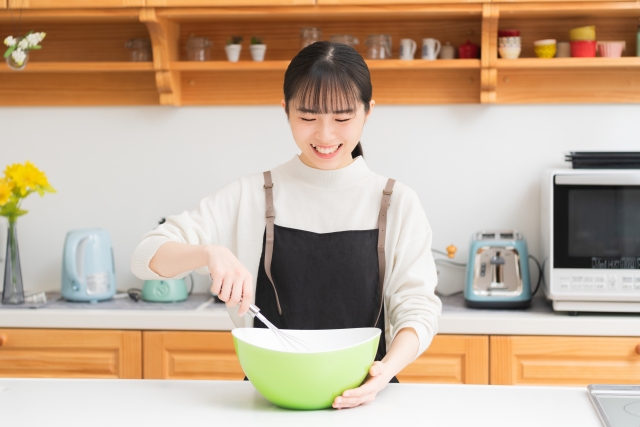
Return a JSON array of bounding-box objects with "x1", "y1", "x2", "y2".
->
[{"x1": 499, "y1": 46, "x2": 521, "y2": 59}]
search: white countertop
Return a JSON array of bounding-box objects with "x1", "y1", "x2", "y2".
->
[
  {"x1": 1, "y1": 294, "x2": 639, "y2": 336},
  {"x1": 0, "y1": 378, "x2": 601, "y2": 427}
]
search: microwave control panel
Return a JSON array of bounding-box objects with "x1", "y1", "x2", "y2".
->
[{"x1": 551, "y1": 269, "x2": 640, "y2": 299}]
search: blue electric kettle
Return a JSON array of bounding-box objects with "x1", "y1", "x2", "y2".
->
[{"x1": 61, "y1": 228, "x2": 116, "y2": 302}]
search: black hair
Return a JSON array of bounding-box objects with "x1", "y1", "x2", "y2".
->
[{"x1": 283, "y1": 41, "x2": 372, "y2": 159}]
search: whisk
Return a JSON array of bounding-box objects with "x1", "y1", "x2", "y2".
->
[{"x1": 246, "y1": 302, "x2": 316, "y2": 353}]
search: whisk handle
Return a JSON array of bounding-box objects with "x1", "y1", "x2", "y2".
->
[{"x1": 247, "y1": 303, "x2": 261, "y2": 318}]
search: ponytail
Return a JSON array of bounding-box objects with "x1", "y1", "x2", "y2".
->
[{"x1": 351, "y1": 142, "x2": 364, "y2": 159}]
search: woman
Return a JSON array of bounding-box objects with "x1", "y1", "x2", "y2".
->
[{"x1": 131, "y1": 41, "x2": 441, "y2": 409}]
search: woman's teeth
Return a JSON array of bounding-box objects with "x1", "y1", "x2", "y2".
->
[{"x1": 312, "y1": 144, "x2": 342, "y2": 154}]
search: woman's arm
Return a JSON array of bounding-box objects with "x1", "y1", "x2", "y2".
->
[
  {"x1": 149, "y1": 241, "x2": 253, "y2": 317},
  {"x1": 332, "y1": 327, "x2": 418, "y2": 409}
]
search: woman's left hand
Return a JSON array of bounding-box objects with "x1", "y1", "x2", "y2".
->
[{"x1": 332, "y1": 361, "x2": 388, "y2": 409}]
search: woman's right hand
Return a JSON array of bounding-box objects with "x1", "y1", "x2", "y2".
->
[{"x1": 206, "y1": 245, "x2": 253, "y2": 317}]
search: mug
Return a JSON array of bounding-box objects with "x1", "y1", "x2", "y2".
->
[
  {"x1": 422, "y1": 38, "x2": 441, "y2": 60},
  {"x1": 439, "y1": 42, "x2": 456, "y2": 59},
  {"x1": 399, "y1": 38, "x2": 417, "y2": 60},
  {"x1": 556, "y1": 41, "x2": 571, "y2": 58}
]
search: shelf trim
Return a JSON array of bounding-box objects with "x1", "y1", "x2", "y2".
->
[
  {"x1": 170, "y1": 59, "x2": 480, "y2": 71},
  {"x1": 0, "y1": 62, "x2": 155, "y2": 73},
  {"x1": 497, "y1": 57, "x2": 640, "y2": 69}
]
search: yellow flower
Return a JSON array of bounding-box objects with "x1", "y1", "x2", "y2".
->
[
  {"x1": 4, "y1": 161, "x2": 55, "y2": 196},
  {"x1": 0, "y1": 179, "x2": 11, "y2": 206}
]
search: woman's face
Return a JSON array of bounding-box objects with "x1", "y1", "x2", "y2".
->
[{"x1": 283, "y1": 98, "x2": 375, "y2": 170}]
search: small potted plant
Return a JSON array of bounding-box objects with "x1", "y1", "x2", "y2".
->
[
  {"x1": 225, "y1": 36, "x2": 243, "y2": 62},
  {"x1": 250, "y1": 36, "x2": 267, "y2": 62},
  {"x1": 4, "y1": 31, "x2": 46, "y2": 71}
]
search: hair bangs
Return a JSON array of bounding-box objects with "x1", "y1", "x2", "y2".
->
[{"x1": 292, "y1": 63, "x2": 361, "y2": 115}]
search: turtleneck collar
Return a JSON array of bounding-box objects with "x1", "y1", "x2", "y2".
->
[{"x1": 276, "y1": 154, "x2": 373, "y2": 190}]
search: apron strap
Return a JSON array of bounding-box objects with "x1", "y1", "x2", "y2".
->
[
  {"x1": 263, "y1": 171, "x2": 282, "y2": 315},
  {"x1": 375, "y1": 178, "x2": 396, "y2": 327}
]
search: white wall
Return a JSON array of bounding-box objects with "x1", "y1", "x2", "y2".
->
[{"x1": 1, "y1": 104, "x2": 639, "y2": 295}]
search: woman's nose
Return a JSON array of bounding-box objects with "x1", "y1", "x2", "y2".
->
[{"x1": 315, "y1": 123, "x2": 335, "y2": 142}]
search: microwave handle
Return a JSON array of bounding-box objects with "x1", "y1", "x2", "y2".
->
[{"x1": 556, "y1": 174, "x2": 640, "y2": 186}]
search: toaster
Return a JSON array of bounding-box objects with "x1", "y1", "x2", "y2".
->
[
  {"x1": 464, "y1": 230, "x2": 532, "y2": 308},
  {"x1": 61, "y1": 228, "x2": 116, "y2": 302}
]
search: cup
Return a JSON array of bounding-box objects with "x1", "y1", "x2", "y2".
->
[
  {"x1": 421, "y1": 38, "x2": 441, "y2": 60},
  {"x1": 185, "y1": 37, "x2": 212, "y2": 61},
  {"x1": 399, "y1": 38, "x2": 417, "y2": 60},
  {"x1": 330, "y1": 34, "x2": 359, "y2": 48},
  {"x1": 499, "y1": 46, "x2": 521, "y2": 59},
  {"x1": 125, "y1": 38, "x2": 152, "y2": 62},
  {"x1": 571, "y1": 40, "x2": 596, "y2": 57},
  {"x1": 301, "y1": 28, "x2": 322, "y2": 49},
  {"x1": 533, "y1": 39, "x2": 556, "y2": 59},
  {"x1": 439, "y1": 42, "x2": 456, "y2": 59},
  {"x1": 597, "y1": 41, "x2": 626, "y2": 58},
  {"x1": 556, "y1": 42, "x2": 571, "y2": 58},
  {"x1": 569, "y1": 25, "x2": 596, "y2": 41},
  {"x1": 365, "y1": 34, "x2": 392, "y2": 59}
]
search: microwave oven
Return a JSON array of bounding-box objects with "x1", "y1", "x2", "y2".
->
[{"x1": 541, "y1": 169, "x2": 640, "y2": 313}]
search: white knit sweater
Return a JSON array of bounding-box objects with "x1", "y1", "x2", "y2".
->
[{"x1": 131, "y1": 155, "x2": 441, "y2": 357}]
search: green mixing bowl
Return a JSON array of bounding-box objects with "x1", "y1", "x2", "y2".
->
[{"x1": 232, "y1": 327, "x2": 380, "y2": 410}]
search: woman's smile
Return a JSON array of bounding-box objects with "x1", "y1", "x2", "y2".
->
[{"x1": 311, "y1": 143, "x2": 343, "y2": 158}]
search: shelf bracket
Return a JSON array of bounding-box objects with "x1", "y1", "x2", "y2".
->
[
  {"x1": 140, "y1": 7, "x2": 181, "y2": 106},
  {"x1": 481, "y1": 3, "x2": 499, "y2": 104}
]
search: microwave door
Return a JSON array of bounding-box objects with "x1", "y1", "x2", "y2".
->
[{"x1": 554, "y1": 176, "x2": 640, "y2": 270}]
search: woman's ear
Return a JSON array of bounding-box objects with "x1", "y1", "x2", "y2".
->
[
  {"x1": 281, "y1": 99, "x2": 286, "y2": 110},
  {"x1": 364, "y1": 100, "x2": 375, "y2": 122}
]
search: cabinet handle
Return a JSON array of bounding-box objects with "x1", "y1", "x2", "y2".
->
[
  {"x1": 0, "y1": 335, "x2": 5, "y2": 347},
  {"x1": 636, "y1": 344, "x2": 640, "y2": 355}
]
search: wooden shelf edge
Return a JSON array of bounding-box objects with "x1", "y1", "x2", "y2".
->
[
  {"x1": 0, "y1": 8, "x2": 142, "y2": 21},
  {"x1": 156, "y1": 4, "x2": 484, "y2": 21},
  {"x1": 170, "y1": 59, "x2": 480, "y2": 71},
  {"x1": 0, "y1": 62, "x2": 155, "y2": 73},
  {"x1": 497, "y1": 57, "x2": 640, "y2": 69}
]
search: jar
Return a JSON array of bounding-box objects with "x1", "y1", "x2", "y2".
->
[
  {"x1": 330, "y1": 34, "x2": 359, "y2": 48},
  {"x1": 185, "y1": 37, "x2": 212, "y2": 61},
  {"x1": 125, "y1": 38, "x2": 152, "y2": 62},
  {"x1": 365, "y1": 34, "x2": 392, "y2": 59},
  {"x1": 458, "y1": 40, "x2": 480, "y2": 59},
  {"x1": 300, "y1": 28, "x2": 322, "y2": 50}
]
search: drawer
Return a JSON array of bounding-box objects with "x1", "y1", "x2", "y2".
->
[
  {"x1": 0, "y1": 329, "x2": 142, "y2": 379},
  {"x1": 143, "y1": 331, "x2": 244, "y2": 380},
  {"x1": 490, "y1": 335, "x2": 640, "y2": 386},
  {"x1": 397, "y1": 334, "x2": 489, "y2": 384}
]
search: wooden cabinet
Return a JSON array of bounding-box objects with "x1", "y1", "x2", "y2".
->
[
  {"x1": 398, "y1": 334, "x2": 489, "y2": 384},
  {"x1": 490, "y1": 335, "x2": 640, "y2": 386},
  {"x1": 7, "y1": 0, "x2": 144, "y2": 7},
  {"x1": 143, "y1": 331, "x2": 245, "y2": 380},
  {"x1": 0, "y1": 329, "x2": 142, "y2": 379}
]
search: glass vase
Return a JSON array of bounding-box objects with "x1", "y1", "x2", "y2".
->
[
  {"x1": 5, "y1": 50, "x2": 29, "y2": 71},
  {"x1": 2, "y1": 221, "x2": 24, "y2": 304}
]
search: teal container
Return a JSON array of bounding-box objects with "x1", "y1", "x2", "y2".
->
[{"x1": 142, "y1": 278, "x2": 189, "y2": 302}]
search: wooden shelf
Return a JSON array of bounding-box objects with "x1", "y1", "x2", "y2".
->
[
  {"x1": 497, "y1": 57, "x2": 640, "y2": 69},
  {"x1": 1, "y1": 2, "x2": 640, "y2": 105},
  {"x1": 171, "y1": 59, "x2": 480, "y2": 71},
  {"x1": 0, "y1": 61, "x2": 155, "y2": 73}
]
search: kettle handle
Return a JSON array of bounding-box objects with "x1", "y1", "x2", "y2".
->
[{"x1": 65, "y1": 233, "x2": 85, "y2": 291}]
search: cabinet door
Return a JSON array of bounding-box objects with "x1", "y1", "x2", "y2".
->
[
  {"x1": 0, "y1": 329, "x2": 142, "y2": 379},
  {"x1": 491, "y1": 335, "x2": 640, "y2": 386},
  {"x1": 143, "y1": 331, "x2": 244, "y2": 380},
  {"x1": 397, "y1": 334, "x2": 489, "y2": 384}
]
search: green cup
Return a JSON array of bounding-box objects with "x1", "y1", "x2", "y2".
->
[{"x1": 232, "y1": 327, "x2": 380, "y2": 410}]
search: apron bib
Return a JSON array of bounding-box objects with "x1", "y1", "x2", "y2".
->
[{"x1": 254, "y1": 170, "x2": 398, "y2": 383}]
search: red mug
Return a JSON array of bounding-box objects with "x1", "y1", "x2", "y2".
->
[
  {"x1": 570, "y1": 40, "x2": 596, "y2": 57},
  {"x1": 459, "y1": 40, "x2": 480, "y2": 59}
]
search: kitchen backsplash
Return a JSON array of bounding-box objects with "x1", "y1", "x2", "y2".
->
[{"x1": 1, "y1": 104, "x2": 639, "y2": 295}]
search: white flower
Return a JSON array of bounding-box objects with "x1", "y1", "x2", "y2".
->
[
  {"x1": 26, "y1": 33, "x2": 41, "y2": 47},
  {"x1": 11, "y1": 49, "x2": 27, "y2": 66},
  {"x1": 18, "y1": 38, "x2": 29, "y2": 50},
  {"x1": 4, "y1": 36, "x2": 16, "y2": 47},
  {"x1": 38, "y1": 32, "x2": 46, "y2": 41}
]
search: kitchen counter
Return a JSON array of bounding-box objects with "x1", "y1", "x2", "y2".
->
[
  {"x1": 0, "y1": 293, "x2": 639, "y2": 336},
  {"x1": 0, "y1": 378, "x2": 601, "y2": 427}
]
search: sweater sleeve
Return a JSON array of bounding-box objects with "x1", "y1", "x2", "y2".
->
[
  {"x1": 130, "y1": 180, "x2": 241, "y2": 281},
  {"x1": 384, "y1": 186, "x2": 442, "y2": 360}
]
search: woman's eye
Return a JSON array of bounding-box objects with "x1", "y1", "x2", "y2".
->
[
  {"x1": 300, "y1": 117, "x2": 315, "y2": 122},
  {"x1": 336, "y1": 118, "x2": 351, "y2": 123}
]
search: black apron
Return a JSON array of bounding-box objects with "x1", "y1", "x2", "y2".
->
[{"x1": 252, "y1": 171, "x2": 399, "y2": 384}]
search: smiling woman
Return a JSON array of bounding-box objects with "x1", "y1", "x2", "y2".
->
[{"x1": 132, "y1": 41, "x2": 441, "y2": 410}]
